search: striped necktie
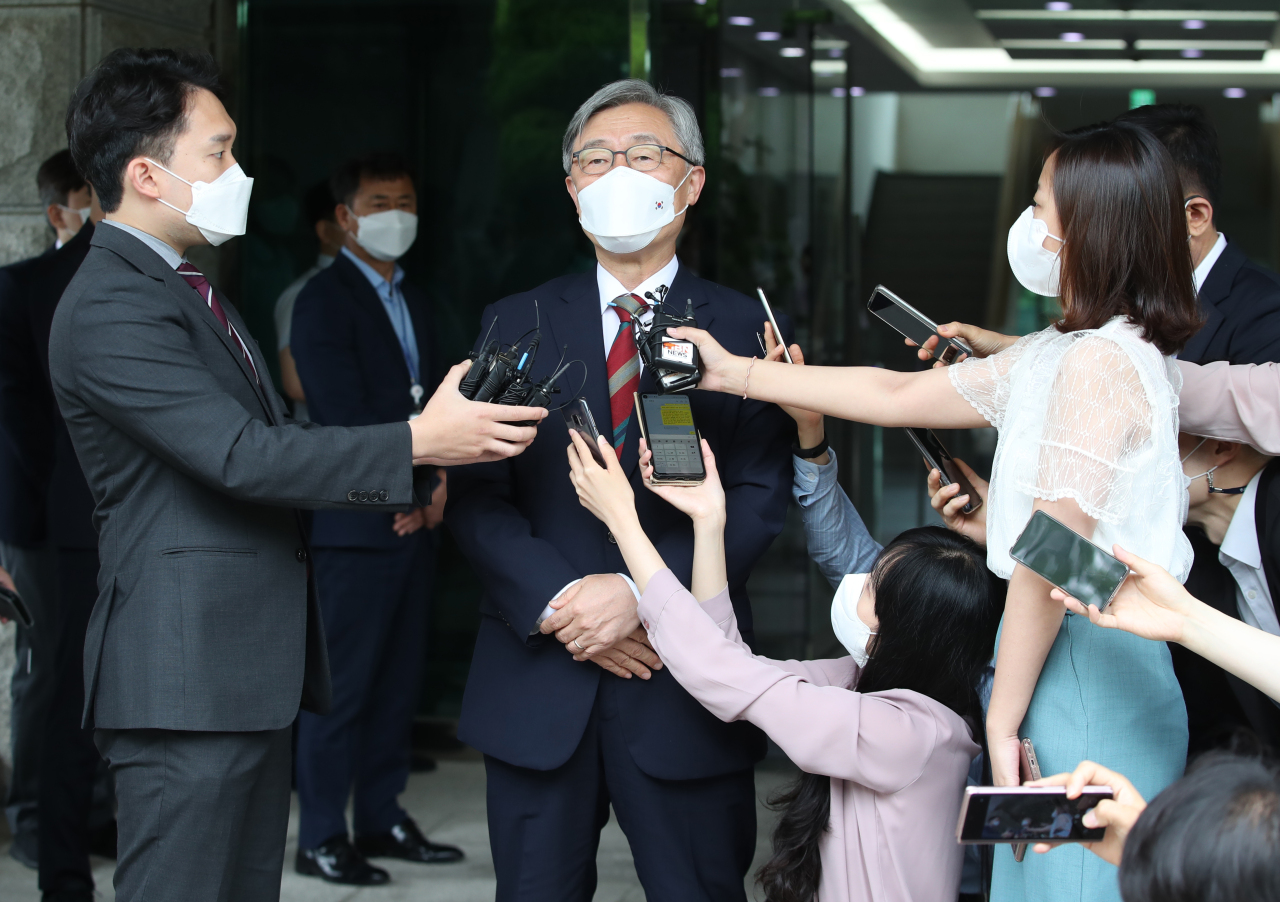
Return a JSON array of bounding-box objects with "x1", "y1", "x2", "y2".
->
[
  {"x1": 177, "y1": 262, "x2": 259, "y2": 383},
  {"x1": 606, "y1": 293, "x2": 649, "y2": 458}
]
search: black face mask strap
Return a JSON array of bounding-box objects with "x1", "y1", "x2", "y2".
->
[{"x1": 1207, "y1": 470, "x2": 1248, "y2": 496}]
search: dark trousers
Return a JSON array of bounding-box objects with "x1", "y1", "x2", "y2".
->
[
  {"x1": 95, "y1": 727, "x2": 291, "y2": 902},
  {"x1": 484, "y1": 675, "x2": 757, "y2": 902},
  {"x1": 0, "y1": 540, "x2": 58, "y2": 841},
  {"x1": 295, "y1": 537, "x2": 431, "y2": 849},
  {"x1": 39, "y1": 548, "x2": 112, "y2": 894}
]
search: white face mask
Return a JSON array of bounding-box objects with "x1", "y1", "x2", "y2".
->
[
  {"x1": 148, "y1": 158, "x2": 254, "y2": 246},
  {"x1": 59, "y1": 205, "x2": 92, "y2": 228},
  {"x1": 1007, "y1": 205, "x2": 1064, "y2": 297},
  {"x1": 351, "y1": 209, "x2": 418, "y2": 262},
  {"x1": 831, "y1": 572, "x2": 877, "y2": 668},
  {"x1": 577, "y1": 164, "x2": 691, "y2": 255}
]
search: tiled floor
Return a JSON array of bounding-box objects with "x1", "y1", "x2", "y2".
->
[{"x1": 0, "y1": 756, "x2": 796, "y2": 901}]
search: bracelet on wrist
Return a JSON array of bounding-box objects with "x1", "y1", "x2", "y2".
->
[{"x1": 793, "y1": 436, "x2": 829, "y2": 460}]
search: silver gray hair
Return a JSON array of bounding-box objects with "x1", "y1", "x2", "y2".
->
[{"x1": 561, "y1": 79, "x2": 705, "y2": 174}]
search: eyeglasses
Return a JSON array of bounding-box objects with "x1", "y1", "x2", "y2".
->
[{"x1": 572, "y1": 143, "x2": 695, "y2": 176}]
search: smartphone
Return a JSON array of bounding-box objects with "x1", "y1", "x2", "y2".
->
[
  {"x1": 757, "y1": 288, "x2": 793, "y2": 364},
  {"x1": 560, "y1": 398, "x2": 610, "y2": 469},
  {"x1": 1009, "y1": 511, "x2": 1130, "y2": 611},
  {"x1": 956, "y1": 785, "x2": 1112, "y2": 845},
  {"x1": 904, "y1": 428, "x2": 982, "y2": 515},
  {"x1": 0, "y1": 586, "x2": 34, "y2": 629},
  {"x1": 1012, "y1": 738, "x2": 1043, "y2": 862},
  {"x1": 633, "y1": 392, "x2": 706, "y2": 486},
  {"x1": 867, "y1": 285, "x2": 973, "y2": 365}
]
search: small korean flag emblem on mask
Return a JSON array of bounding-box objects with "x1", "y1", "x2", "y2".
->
[{"x1": 655, "y1": 201, "x2": 665, "y2": 210}]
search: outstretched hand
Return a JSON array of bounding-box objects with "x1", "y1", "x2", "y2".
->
[
  {"x1": 410, "y1": 360, "x2": 547, "y2": 465},
  {"x1": 911, "y1": 322, "x2": 1018, "y2": 368},
  {"x1": 639, "y1": 438, "x2": 725, "y2": 524},
  {"x1": 1051, "y1": 545, "x2": 1193, "y2": 644},
  {"x1": 566, "y1": 430, "x2": 636, "y2": 530},
  {"x1": 1028, "y1": 760, "x2": 1146, "y2": 866},
  {"x1": 665, "y1": 326, "x2": 744, "y2": 395},
  {"x1": 927, "y1": 459, "x2": 988, "y2": 546},
  {"x1": 762, "y1": 323, "x2": 824, "y2": 446}
]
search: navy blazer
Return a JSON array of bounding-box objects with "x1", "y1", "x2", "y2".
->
[
  {"x1": 0, "y1": 247, "x2": 56, "y2": 546},
  {"x1": 29, "y1": 223, "x2": 99, "y2": 550},
  {"x1": 445, "y1": 267, "x2": 795, "y2": 778},
  {"x1": 291, "y1": 252, "x2": 441, "y2": 549},
  {"x1": 1181, "y1": 239, "x2": 1280, "y2": 365}
]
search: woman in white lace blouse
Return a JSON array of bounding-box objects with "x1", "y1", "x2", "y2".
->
[{"x1": 670, "y1": 122, "x2": 1201, "y2": 902}]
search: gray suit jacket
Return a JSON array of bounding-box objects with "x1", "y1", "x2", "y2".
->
[{"x1": 49, "y1": 225, "x2": 428, "y2": 732}]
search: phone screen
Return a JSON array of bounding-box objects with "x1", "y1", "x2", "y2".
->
[
  {"x1": 1009, "y1": 511, "x2": 1129, "y2": 610},
  {"x1": 639, "y1": 394, "x2": 705, "y2": 479},
  {"x1": 867, "y1": 286, "x2": 971, "y2": 364},
  {"x1": 958, "y1": 787, "x2": 1111, "y2": 844}
]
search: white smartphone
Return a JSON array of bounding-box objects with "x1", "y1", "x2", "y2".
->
[{"x1": 756, "y1": 288, "x2": 793, "y2": 363}]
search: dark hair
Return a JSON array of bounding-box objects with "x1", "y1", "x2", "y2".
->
[
  {"x1": 65, "y1": 48, "x2": 224, "y2": 213},
  {"x1": 756, "y1": 527, "x2": 1004, "y2": 902},
  {"x1": 1120, "y1": 752, "x2": 1280, "y2": 902},
  {"x1": 329, "y1": 152, "x2": 416, "y2": 209},
  {"x1": 303, "y1": 179, "x2": 337, "y2": 227},
  {"x1": 1049, "y1": 122, "x2": 1201, "y2": 355},
  {"x1": 36, "y1": 149, "x2": 86, "y2": 209},
  {"x1": 1114, "y1": 103, "x2": 1223, "y2": 212}
]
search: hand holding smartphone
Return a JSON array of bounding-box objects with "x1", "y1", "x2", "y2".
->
[
  {"x1": 561, "y1": 399, "x2": 609, "y2": 468},
  {"x1": 1009, "y1": 511, "x2": 1130, "y2": 612},
  {"x1": 956, "y1": 785, "x2": 1112, "y2": 846},
  {"x1": 867, "y1": 285, "x2": 974, "y2": 365},
  {"x1": 634, "y1": 392, "x2": 706, "y2": 486},
  {"x1": 757, "y1": 288, "x2": 793, "y2": 364},
  {"x1": 905, "y1": 428, "x2": 982, "y2": 515}
]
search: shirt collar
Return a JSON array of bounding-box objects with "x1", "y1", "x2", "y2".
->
[
  {"x1": 1193, "y1": 232, "x2": 1227, "y2": 294},
  {"x1": 597, "y1": 256, "x2": 680, "y2": 317},
  {"x1": 316, "y1": 253, "x2": 335, "y2": 269},
  {"x1": 1220, "y1": 468, "x2": 1265, "y2": 571},
  {"x1": 100, "y1": 219, "x2": 186, "y2": 270},
  {"x1": 341, "y1": 245, "x2": 404, "y2": 294}
]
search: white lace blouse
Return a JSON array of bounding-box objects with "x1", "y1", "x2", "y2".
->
[{"x1": 950, "y1": 317, "x2": 1192, "y2": 583}]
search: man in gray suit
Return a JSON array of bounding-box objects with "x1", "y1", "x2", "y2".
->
[{"x1": 50, "y1": 48, "x2": 544, "y2": 902}]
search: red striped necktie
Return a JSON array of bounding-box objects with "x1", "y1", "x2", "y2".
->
[
  {"x1": 606, "y1": 293, "x2": 649, "y2": 458},
  {"x1": 177, "y1": 262, "x2": 259, "y2": 383}
]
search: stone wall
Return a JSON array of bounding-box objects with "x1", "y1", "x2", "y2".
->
[{"x1": 0, "y1": 0, "x2": 236, "y2": 789}]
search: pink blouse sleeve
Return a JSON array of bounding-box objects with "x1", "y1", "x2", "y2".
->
[
  {"x1": 1177, "y1": 359, "x2": 1280, "y2": 454},
  {"x1": 639, "y1": 570, "x2": 942, "y2": 792}
]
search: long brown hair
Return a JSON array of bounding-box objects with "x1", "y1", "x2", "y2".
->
[{"x1": 1049, "y1": 122, "x2": 1201, "y2": 355}]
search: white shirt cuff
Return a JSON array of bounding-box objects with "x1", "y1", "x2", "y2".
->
[{"x1": 530, "y1": 575, "x2": 639, "y2": 635}]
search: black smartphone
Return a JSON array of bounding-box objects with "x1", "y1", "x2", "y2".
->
[
  {"x1": 1009, "y1": 511, "x2": 1130, "y2": 611},
  {"x1": 867, "y1": 285, "x2": 973, "y2": 365},
  {"x1": 957, "y1": 785, "x2": 1112, "y2": 845},
  {"x1": 1013, "y1": 738, "x2": 1043, "y2": 862},
  {"x1": 904, "y1": 428, "x2": 982, "y2": 515},
  {"x1": 0, "y1": 586, "x2": 34, "y2": 628},
  {"x1": 560, "y1": 398, "x2": 609, "y2": 468},
  {"x1": 634, "y1": 392, "x2": 706, "y2": 486}
]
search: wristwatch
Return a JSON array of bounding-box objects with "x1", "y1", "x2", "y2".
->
[{"x1": 793, "y1": 436, "x2": 829, "y2": 460}]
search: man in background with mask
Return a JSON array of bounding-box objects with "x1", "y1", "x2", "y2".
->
[
  {"x1": 446, "y1": 80, "x2": 793, "y2": 900},
  {"x1": 289, "y1": 152, "x2": 461, "y2": 886},
  {"x1": 52, "y1": 49, "x2": 543, "y2": 902}
]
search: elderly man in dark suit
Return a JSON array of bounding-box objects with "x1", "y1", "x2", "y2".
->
[
  {"x1": 446, "y1": 80, "x2": 794, "y2": 901},
  {"x1": 290, "y1": 153, "x2": 461, "y2": 886},
  {"x1": 51, "y1": 48, "x2": 543, "y2": 902}
]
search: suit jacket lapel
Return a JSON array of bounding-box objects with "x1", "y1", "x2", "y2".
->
[
  {"x1": 556, "y1": 273, "x2": 612, "y2": 453},
  {"x1": 1185, "y1": 240, "x2": 1244, "y2": 362},
  {"x1": 214, "y1": 286, "x2": 282, "y2": 424},
  {"x1": 406, "y1": 287, "x2": 435, "y2": 390},
  {"x1": 333, "y1": 254, "x2": 416, "y2": 386}
]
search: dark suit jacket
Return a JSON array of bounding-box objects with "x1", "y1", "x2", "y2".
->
[
  {"x1": 290, "y1": 252, "x2": 441, "y2": 549},
  {"x1": 49, "y1": 224, "x2": 431, "y2": 731},
  {"x1": 0, "y1": 246, "x2": 56, "y2": 546},
  {"x1": 1181, "y1": 239, "x2": 1280, "y2": 365},
  {"x1": 29, "y1": 223, "x2": 98, "y2": 550},
  {"x1": 1174, "y1": 459, "x2": 1280, "y2": 755},
  {"x1": 445, "y1": 267, "x2": 794, "y2": 779}
]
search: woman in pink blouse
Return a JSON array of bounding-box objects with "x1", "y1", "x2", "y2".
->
[{"x1": 559, "y1": 432, "x2": 1003, "y2": 902}]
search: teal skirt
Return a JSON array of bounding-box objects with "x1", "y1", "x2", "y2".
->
[{"x1": 990, "y1": 612, "x2": 1187, "y2": 902}]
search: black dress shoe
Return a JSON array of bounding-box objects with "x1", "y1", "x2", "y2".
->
[
  {"x1": 355, "y1": 818, "x2": 464, "y2": 864},
  {"x1": 295, "y1": 835, "x2": 390, "y2": 886}
]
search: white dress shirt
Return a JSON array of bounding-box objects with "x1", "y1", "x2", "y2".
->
[
  {"x1": 531, "y1": 256, "x2": 682, "y2": 633},
  {"x1": 1219, "y1": 470, "x2": 1280, "y2": 638},
  {"x1": 1193, "y1": 232, "x2": 1228, "y2": 295}
]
